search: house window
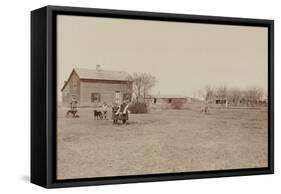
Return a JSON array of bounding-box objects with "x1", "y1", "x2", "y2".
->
[
  {"x1": 168, "y1": 98, "x2": 172, "y2": 103},
  {"x1": 153, "y1": 98, "x2": 157, "y2": 104},
  {"x1": 91, "y1": 93, "x2": 101, "y2": 103}
]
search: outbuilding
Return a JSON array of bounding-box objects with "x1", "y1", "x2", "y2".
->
[{"x1": 150, "y1": 94, "x2": 188, "y2": 109}]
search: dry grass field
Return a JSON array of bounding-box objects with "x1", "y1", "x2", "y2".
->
[{"x1": 57, "y1": 104, "x2": 268, "y2": 179}]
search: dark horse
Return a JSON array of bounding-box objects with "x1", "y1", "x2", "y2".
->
[{"x1": 93, "y1": 110, "x2": 103, "y2": 120}]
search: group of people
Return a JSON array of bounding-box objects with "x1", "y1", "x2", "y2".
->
[
  {"x1": 111, "y1": 100, "x2": 130, "y2": 124},
  {"x1": 67, "y1": 98, "x2": 130, "y2": 124}
]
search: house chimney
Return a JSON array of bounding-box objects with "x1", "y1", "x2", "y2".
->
[{"x1": 96, "y1": 64, "x2": 101, "y2": 71}]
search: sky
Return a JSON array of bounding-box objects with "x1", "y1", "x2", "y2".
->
[{"x1": 57, "y1": 15, "x2": 268, "y2": 100}]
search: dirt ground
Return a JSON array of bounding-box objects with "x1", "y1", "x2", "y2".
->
[{"x1": 57, "y1": 104, "x2": 268, "y2": 179}]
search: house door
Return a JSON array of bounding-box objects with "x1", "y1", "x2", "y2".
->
[{"x1": 115, "y1": 91, "x2": 121, "y2": 104}]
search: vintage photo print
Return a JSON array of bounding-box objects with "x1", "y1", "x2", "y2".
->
[{"x1": 56, "y1": 15, "x2": 268, "y2": 180}]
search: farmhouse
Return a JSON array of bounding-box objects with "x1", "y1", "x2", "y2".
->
[
  {"x1": 61, "y1": 65, "x2": 132, "y2": 107},
  {"x1": 149, "y1": 94, "x2": 188, "y2": 109}
]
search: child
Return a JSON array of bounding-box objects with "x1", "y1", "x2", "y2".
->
[
  {"x1": 112, "y1": 101, "x2": 119, "y2": 124},
  {"x1": 115, "y1": 99, "x2": 130, "y2": 124},
  {"x1": 101, "y1": 102, "x2": 108, "y2": 119},
  {"x1": 70, "y1": 97, "x2": 78, "y2": 110}
]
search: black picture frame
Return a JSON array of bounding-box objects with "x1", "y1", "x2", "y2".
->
[{"x1": 31, "y1": 5, "x2": 274, "y2": 188}]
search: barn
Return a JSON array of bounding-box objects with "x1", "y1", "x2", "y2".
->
[{"x1": 61, "y1": 65, "x2": 132, "y2": 107}]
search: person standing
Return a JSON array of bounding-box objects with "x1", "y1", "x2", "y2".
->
[{"x1": 70, "y1": 97, "x2": 78, "y2": 111}]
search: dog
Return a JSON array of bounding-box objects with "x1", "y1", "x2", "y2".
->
[
  {"x1": 94, "y1": 110, "x2": 103, "y2": 120},
  {"x1": 66, "y1": 110, "x2": 80, "y2": 118}
]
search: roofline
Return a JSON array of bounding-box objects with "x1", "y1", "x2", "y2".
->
[
  {"x1": 80, "y1": 78, "x2": 133, "y2": 83},
  {"x1": 152, "y1": 96, "x2": 187, "y2": 99},
  {"x1": 61, "y1": 68, "x2": 133, "y2": 92},
  {"x1": 154, "y1": 97, "x2": 187, "y2": 99},
  {"x1": 61, "y1": 68, "x2": 77, "y2": 92}
]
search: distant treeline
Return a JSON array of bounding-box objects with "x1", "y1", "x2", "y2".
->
[{"x1": 199, "y1": 85, "x2": 267, "y2": 107}]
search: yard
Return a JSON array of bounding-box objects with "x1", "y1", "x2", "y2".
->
[{"x1": 57, "y1": 104, "x2": 268, "y2": 179}]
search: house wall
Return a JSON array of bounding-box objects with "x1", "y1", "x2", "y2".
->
[
  {"x1": 151, "y1": 98, "x2": 187, "y2": 109},
  {"x1": 61, "y1": 84, "x2": 69, "y2": 105},
  {"x1": 79, "y1": 80, "x2": 132, "y2": 107},
  {"x1": 61, "y1": 71, "x2": 80, "y2": 106}
]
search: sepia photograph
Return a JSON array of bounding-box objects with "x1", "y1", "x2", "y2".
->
[{"x1": 56, "y1": 15, "x2": 268, "y2": 180}]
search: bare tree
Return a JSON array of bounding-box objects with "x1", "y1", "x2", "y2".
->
[
  {"x1": 131, "y1": 73, "x2": 157, "y2": 102},
  {"x1": 216, "y1": 84, "x2": 228, "y2": 107},
  {"x1": 244, "y1": 86, "x2": 264, "y2": 106},
  {"x1": 142, "y1": 73, "x2": 157, "y2": 101},
  {"x1": 228, "y1": 88, "x2": 241, "y2": 106},
  {"x1": 132, "y1": 73, "x2": 144, "y2": 102},
  {"x1": 216, "y1": 85, "x2": 228, "y2": 98},
  {"x1": 121, "y1": 75, "x2": 134, "y2": 101},
  {"x1": 199, "y1": 85, "x2": 214, "y2": 103},
  {"x1": 198, "y1": 85, "x2": 214, "y2": 113}
]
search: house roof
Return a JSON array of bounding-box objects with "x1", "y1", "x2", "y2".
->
[
  {"x1": 61, "y1": 68, "x2": 131, "y2": 91},
  {"x1": 152, "y1": 94, "x2": 187, "y2": 99},
  {"x1": 74, "y1": 68, "x2": 131, "y2": 81}
]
